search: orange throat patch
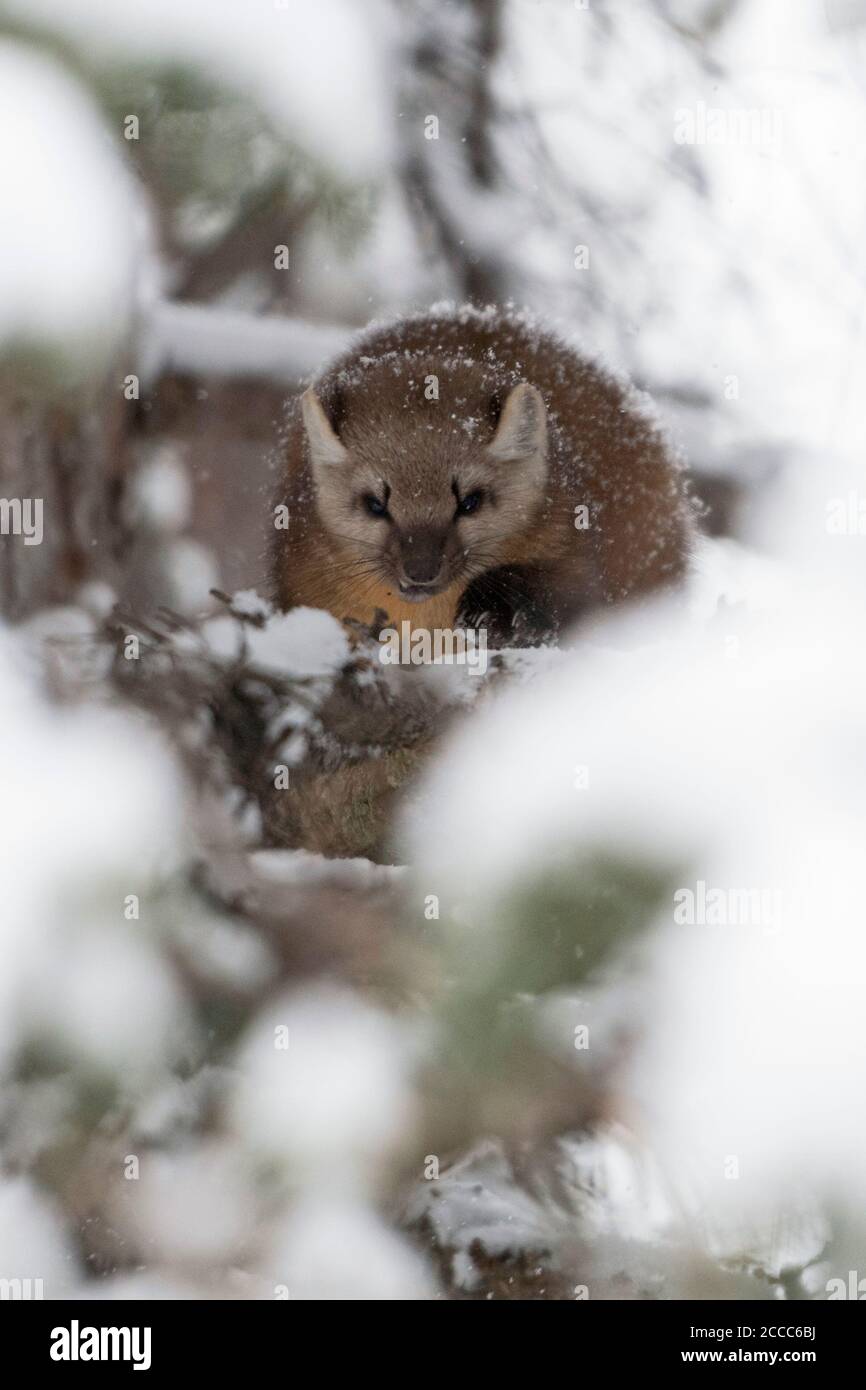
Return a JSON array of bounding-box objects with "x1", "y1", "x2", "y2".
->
[{"x1": 322, "y1": 573, "x2": 463, "y2": 636}]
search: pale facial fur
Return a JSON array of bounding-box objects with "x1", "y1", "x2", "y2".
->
[{"x1": 300, "y1": 381, "x2": 548, "y2": 601}]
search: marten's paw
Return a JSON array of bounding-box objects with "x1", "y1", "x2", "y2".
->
[{"x1": 458, "y1": 565, "x2": 558, "y2": 648}]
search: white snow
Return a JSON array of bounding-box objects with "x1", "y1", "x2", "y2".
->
[
  {"x1": 0, "y1": 625, "x2": 185, "y2": 1072},
  {"x1": 497, "y1": 0, "x2": 866, "y2": 476},
  {"x1": 161, "y1": 537, "x2": 222, "y2": 616},
  {"x1": 244, "y1": 606, "x2": 350, "y2": 678},
  {"x1": 127, "y1": 446, "x2": 193, "y2": 534},
  {"x1": 119, "y1": 1141, "x2": 258, "y2": 1266},
  {"x1": 0, "y1": 39, "x2": 141, "y2": 365},
  {"x1": 229, "y1": 986, "x2": 417, "y2": 1190},
  {"x1": 264, "y1": 1193, "x2": 435, "y2": 1301},
  {"x1": 140, "y1": 303, "x2": 350, "y2": 387},
  {"x1": 230, "y1": 589, "x2": 273, "y2": 622},
  {"x1": 9, "y1": 0, "x2": 393, "y2": 180},
  {"x1": 23, "y1": 927, "x2": 190, "y2": 1079},
  {"x1": 0, "y1": 1177, "x2": 75, "y2": 1299},
  {"x1": 250, "y1": 847, "x2": 406, "y2": 890},
  {"x1": 404, "y1": 454, "x2": 866, "y2": 1260}
]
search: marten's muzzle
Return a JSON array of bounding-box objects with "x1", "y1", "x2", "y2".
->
[{"x1": 397, "y1": 528, "x2": 448, "y2": 595}]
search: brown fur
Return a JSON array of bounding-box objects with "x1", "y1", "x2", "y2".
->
[{"x1": 273, "y1": 305, "x2": 692, "y2": 640}]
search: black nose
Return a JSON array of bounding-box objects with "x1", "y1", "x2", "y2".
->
[{"x1": 401, "y1": 531, "x2": 443, "y2": 584}]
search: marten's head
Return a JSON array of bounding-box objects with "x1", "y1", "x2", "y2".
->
[{"x1": 299, "y1": 372, "x2": 548, "y2": 601}]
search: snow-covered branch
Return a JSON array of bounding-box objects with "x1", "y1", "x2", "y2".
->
[{"x1": 138, "y1": 301, "x2": 352, "y2": 387}]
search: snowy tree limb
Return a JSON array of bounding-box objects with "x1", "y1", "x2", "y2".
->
[{"x1": 138, "y1": 300, "x2": 352, "y2": 387}]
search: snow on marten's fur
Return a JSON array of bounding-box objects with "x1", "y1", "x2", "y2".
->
[{"x1": 274, "y1": 305, "x2": 693, "y2": 642}]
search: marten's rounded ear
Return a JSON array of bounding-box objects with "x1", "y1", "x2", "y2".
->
[
  {"x1": 300, "y1": 387, "x2": 348, "y2": 469},
  {"x1": 487, "y1": 382, "x2": 547, "y2": 462}
]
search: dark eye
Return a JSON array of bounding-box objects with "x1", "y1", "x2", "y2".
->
[
  {"x1": 456, "y1": 490, "x2": 484, "y2": 517},
  {"x1": 362, "y1": 493, "x2": 388, "y2": 518}
]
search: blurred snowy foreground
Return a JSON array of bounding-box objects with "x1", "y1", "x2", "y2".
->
[{"x1": 1, "y1": 447, "x2": 865, "y2": 1299}]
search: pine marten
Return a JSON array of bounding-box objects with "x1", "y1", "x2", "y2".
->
[{"x1": 273, "y1": 305, "x2": 692, "y2": 643}]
